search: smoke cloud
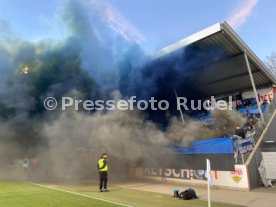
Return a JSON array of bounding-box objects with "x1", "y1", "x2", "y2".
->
[
  {"x1": 166, "y1": 109, "x2": 245, "y2": 146},
  {"x1": 227, "y1": 0, "x2": 258, "y2": 30},
  {"x1": 0, "y1": 0, "x2": 245, "y2": 180}
]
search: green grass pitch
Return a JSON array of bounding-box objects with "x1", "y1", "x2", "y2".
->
[{"x1": 0, "y1": 181, "x2": 241, "y2": 207}]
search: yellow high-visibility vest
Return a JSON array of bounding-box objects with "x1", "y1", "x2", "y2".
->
[{"x1": 98, "y1": 158, "x2": 108, "y2": 172}]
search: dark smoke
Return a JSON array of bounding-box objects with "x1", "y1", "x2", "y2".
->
[
  {"x1": 0, "y1": 0, "x2": 244, "y2": 180},
  {"x1": 0, "y1": 0, "x2": 156, "y2": 179}
]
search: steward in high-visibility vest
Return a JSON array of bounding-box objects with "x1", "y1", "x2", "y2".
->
[
  {"x1": 98, "y1": 158, "x2": 108, "y2": 172},
  {"x1": 97, "y1": 153, "x2": 108, "y2": 192}
]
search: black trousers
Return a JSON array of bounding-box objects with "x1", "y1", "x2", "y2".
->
[{"x1": 99, "y1": 171, "x2": 108, "y2": 190}]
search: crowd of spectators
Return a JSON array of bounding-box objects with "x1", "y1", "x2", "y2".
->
[
  {"x1": 192, "y1": 96, "x2": 272, "y2": 164},
  {"x1": 226, "y1": 97, "x2": 271, "y2": 163}
]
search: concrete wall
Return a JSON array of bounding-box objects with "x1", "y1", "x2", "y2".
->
[
  {"x1": 262, "y1": 114, "x2": 276, "y2": 142},
  {"x1": 247, "y1": 154, "x2": 260, "y2": 190}
]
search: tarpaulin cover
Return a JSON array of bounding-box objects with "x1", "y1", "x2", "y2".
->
[
  {"x1": 239, "y1": 105, "x2": 267, "y2": 115},
  {"x1": 248, "y1": 107, "x2": 259, "y2": 114},
  {"x1": 175, "y1": 137, "x2": 234, "y2": 154},
  {"x1": 137, "y1": 137, "x2": 235, "y2": 170}
]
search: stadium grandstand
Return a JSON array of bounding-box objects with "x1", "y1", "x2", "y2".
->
[{"x1": 135, "y1": 22, "x2": 276, "y2": 190}]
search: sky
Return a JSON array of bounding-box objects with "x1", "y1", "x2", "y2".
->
[{"x1": 0, "y1": 0, "x2": 275, "y2": 59}]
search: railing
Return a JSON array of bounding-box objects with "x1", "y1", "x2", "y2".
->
[{"x1": 237, "y1": 99, "x2": 276, "y2": 164}]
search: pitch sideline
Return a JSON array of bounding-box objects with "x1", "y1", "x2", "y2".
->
[{"x1": 27, "y1": 182, "x2": 134, "y2": 207}]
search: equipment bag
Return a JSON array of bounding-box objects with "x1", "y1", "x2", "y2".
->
[{"x1": 179, "y1": 188, "x2": 198, "y2": 200}]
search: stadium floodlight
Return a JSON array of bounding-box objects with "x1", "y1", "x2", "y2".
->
[{"x1": 21, "y1": 66, "x2": 30, "y2": 74}]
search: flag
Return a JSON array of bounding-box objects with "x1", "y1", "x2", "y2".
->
[
  {"x1": 206, "y1": 159, "x2": 212, "y2": 207},
  {"x1": 206, "y1": 159, "x2": 212, "y2": 186}
]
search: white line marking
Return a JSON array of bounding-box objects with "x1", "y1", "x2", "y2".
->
[{"x1": 27, "y1": 182, "x2": 134, "y2": 207}]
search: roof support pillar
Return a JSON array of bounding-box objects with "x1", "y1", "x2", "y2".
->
[
  {"x1": 174, "y1": 87, "x2": 185, "y2": 125},
  {"x1": 244, "y1": 51, "x2": 265, "y2": 124}
]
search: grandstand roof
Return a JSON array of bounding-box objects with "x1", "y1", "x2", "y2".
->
[{"x1": 153, "y1": 22, "x2": 276, "y2": 98}]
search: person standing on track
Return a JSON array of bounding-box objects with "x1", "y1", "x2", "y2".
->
[{"x1": 97, "y1": 153, "x2": 108, "y2": 192}]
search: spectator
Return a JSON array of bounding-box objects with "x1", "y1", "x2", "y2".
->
[
  {"x1": 22, "y1": 158, "x2": 29, "y2": 179},
  {"x1": 235, "y1": 126, "x2": 245, "y2": 138},
  {"x1": 261, "y1": 100, "x2": 269, "y2": 112}
]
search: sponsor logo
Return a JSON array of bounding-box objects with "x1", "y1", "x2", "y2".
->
[
  {"x1": 192, "y1": 170, "x2": 207, "y2": 180},
  {"x1": 231, "y1": 168, "x2": 243, "y2": 183},
  {"x1": 144, "y1": 168, "x2": 191, "y2": 180},
  {"x1": 144, "y1": 168, "x2": 218, "y2": 181}
]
